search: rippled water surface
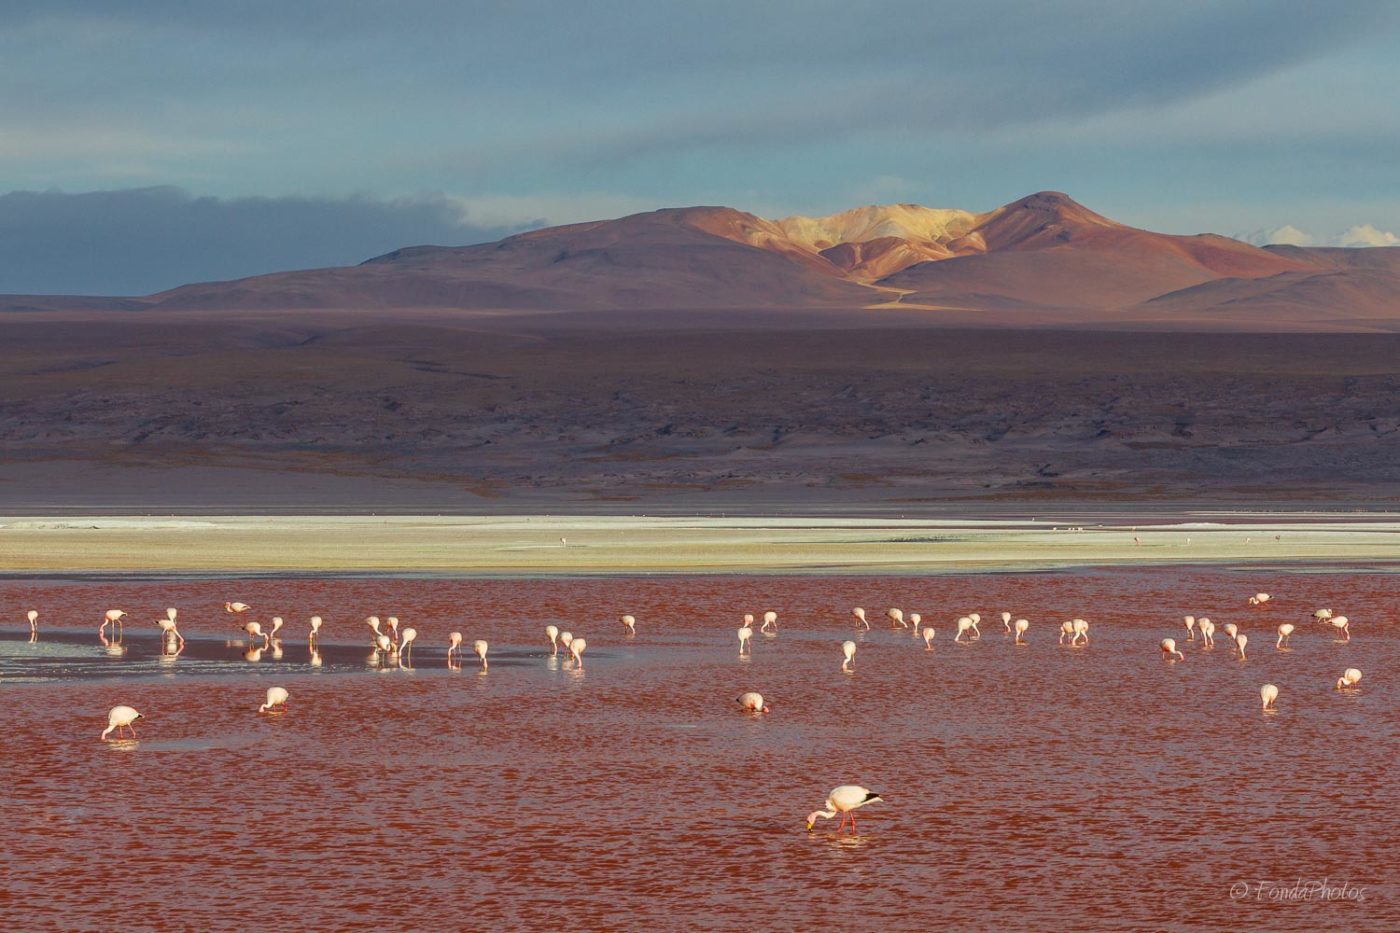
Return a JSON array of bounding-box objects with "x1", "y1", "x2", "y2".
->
[{"x1": 3, "y1": 571, "x2": 1397, "y2": 931}]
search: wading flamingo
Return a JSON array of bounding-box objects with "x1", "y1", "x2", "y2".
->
[
  {"x1": 1159, "y1": 638, "x2": 1184, "y2": 661},
  {"x1": 560, "y1": 632, "x2": 574, "y2": 656},
  {"x1": 969, "y1": 614, "x2": 982, "y2": 639},
  {"x1": 474, "y1": 639, "x2": 489, "y2": 669},
  {"x1": 1248, "y1": 593, "x2": 1272, "y2": 607},
  {"x1": 909, "y1": 613, "x2": 922, "y2": 636},
  {"x1": 569, "y1": 637, "x2": 587, "y2": 668},
  {"x1": 1001, "y1": 611, "x2": 1013, "y2": 633},
  {"x1": 887, "y1": 608, "x2": 906, "y2": 629},
  {"x1": 841, "y1": 640, "x2": 856, "y2": 672},
  {"x1": 366, "y1": 616, "x2": 383, "y2": 644},
  {"x1": 100, "y1": 609, "x2": 127, "y2": 637},
  {"x1": 1329, "y1": 616, "x2": 1351, "y2": 641},
  {"x1": 448, "y1": 632, "x2": 463, "y2": 662},
  {"x1": 1260, "y1": 684, "x2": 1278, "y2": 710},
  {"x1": 621, "y1": 615, "x2": 636, "y2": 635},
  {"x1": 738, "y1": 620, "x2": 753, "y2": 654},
  {"x1": 26, "y1": 609, "x2": 38, "y2": 635},
  {"x1": 762, "y1": 611, "x2": 778, "y2": 633},
  {"x1": 268, "y1": 617, "x2": 284, "y2": 640},
  {"x1": 852, "y1": 608, "x2": 869, "y2": 631},
  {"x1": 545, "y1": 624, "x2": 559, "y2": 655},
  {"x1": 1223, "y1": 622, "x2": 1238, "y2": 641},
  {"x1": 1276, "y1": 624, "x2": 1295, "y2": 648},
  {"x1": 1335, "y1": 668, "x2": 1362, "y2": 689},
  {"x1": 225, "y1": 602, "x2": 250, "y2": 615},
  {"x1": 386, "y1": 617, "x2": 400, "y2": 645},
  {"x1": 399, "y1": 627, "x2": 417, "y2": 664},
  {"x1": 736, "y1": 692, "x2": 769, "y2": 713},
  {"x1": 309, "y1": 616, "x2": 323, "y2": 642},
  {"x1": 1235, "y1": 633, "x2": 1248, "y2": 660},
  {"x1": 156, "y1": 614, "x2": 184, "y2": 649},
  {"x1": 806, "y1": 785, "x2": 883, "y2": 834},
  {"x1": 244, "y1": 621, "x2": 270, "y2": 647},
  {"x1": 1312, "y1": 608, "x2": 1333, "y2": 622},
  {"x1": 1059, "y1": 621, "x2": 1074, "y2": 644},
  {"x1": 1184, "y1": 616, "x2": 1196, "y2": 641},
  {"x1": 923, "y1": 626, "x2": 937, "y2": 650},
  {"x1": 259, "y1": 687, "x2": 290, "y2": 713},
  {"x1": 1071, "y1": 619, "x2": 1089, "y2": 647},
  {"x1": 1199, "y1": 619, "x2": 1216, "y2": 648},
  {"x1": 101, "y1": 705, "x2": 143, "y2": 741},
  {"x1": 954, "y1": 617, "x2": 974, "y2": 643}
]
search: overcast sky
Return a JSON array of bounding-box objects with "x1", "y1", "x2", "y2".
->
[{"x1": 3, "y1": 1, "x2": 1398, "y2": 294}]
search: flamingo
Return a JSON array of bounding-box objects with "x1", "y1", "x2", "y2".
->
[
  {"x1": 969, "y1": 613, "x2": 982, "y2": 639},
  {"x1": 1260, "y1": 684, "x2": 1278, "y2": 710},
  {"x1": 224, "y1": 602, "x2": 250, "y2": 615},
  {"x1": 26, "y1": 609, "x2": 38, "y2": 634},
  {"x1": 1058, "y1": 621, "x2": 1074, "y2": 644},
  {"x1": 736, "y1": 692, "x2": 769, "y2": 713},
  {"x1": 954, "y1": 617, "x2": 974, "y2": 643},
  {"x1": 1223, "y1": 622, "x2": 1238, "y2": 641},
  {"x1": 887, "y1": 608, "x2": 906, "y2": 629},
  {"x1": 1329, "y1": 616, "x2": 1351, "y2": 641},
  {"x1": 738, "y1": 620, "x2": 753, "y2": 654},
  {"x1": 1248, "y1": 592, "x2": 1272, "y2": 607},
  {"x1": 366, "y1": 616, "x2": 383, "y2": 644},
  {"x1": 243, "y1": 620, "x2": 270, "y2": 647},
  {"x1": 570, "y1": 637, "x2": 587, "y2": 668},
  {"x1": 806, "y1": 785, "x2": 883, "y2": 834},
  {"x1": 1159, "y1": 638, "x2": 1184, "y2": 661},
  {"x1": 101, "y1": 705, "x2": 143, "y2": 741},
  {"x1": 1071, "y1": 619, "x2": 1089, "y2": 647},
  {"x1": 474, "y1": 639, "x2": 489, "y2": 669},
  {"x1": 560, "y1": 631, "x2": 574, "y2": 655},
  {"x1": 259, "y1": 687, "x2": 290, "y2": 713},
  {"x1": 908, "y1": 612, "x2": 922, "y2": 636},
  {"x1": 1183, "y1": 615, "x2": 1196, "y2": 641},
  {"x1": 156, "y1": 614, "x2": 184, "y2": 649},
  {"x1": 923, "y1": 626, "x2": 936, "y2": 650},
  {"x1": 386, "y1": 617, "x2": 400, "y2": 645},
  {"x1": 1001, "y1": 611, "x2": 1012, "y2": 633},
  {"x1": 1312, "y1": 608, "x2": 1334, "y2": 622},
  {"x1": 761, "y1": 611, "x2": 778, "y2": 633},
  {"x1": 375, "y1": 634, "x2": 392, "y2": 657},
  {"x1": 1335, "y1": 668, "x2": 1362, "y2": 690},
  {"x1": 841, "y1": 640, "x2": 856, "y2": 672},
  {"x1": 268, "y1": 616, "x2": 284, "y2": 640},
  {"x1": 1276, "y1": 623, "x2": 1295, "y2": 649},
  {"x1": 448, "y1": 632, "x2": 463, "y2": 662},
  {"x1": 1014, "y1": 618, "x2": 1029, "y2": 644},
  {"x1": 399, "y1": 627, "x2": 417, "y2": 664},
  {"x1": 621, "y1": 615, "x2": 636, "y2": 635},
  {"x1": 1199, "y1": 618, "x2": 1216, "y2": 648},
  {"x1": 545, "y1": 624, "x2": 559, "y2": 655},
  {"x1": 852, "y1": 608, "x2": 869, "y2": 631},
  {"x1": 100, "y1": 609, "x2": 127, "y2": 637},
  {"x1": 1235, "y1": 633, "x2": 1248, "y2": 660},
  {"x1": 309, "y1": 616, "x2": 323, "y2": 642}
]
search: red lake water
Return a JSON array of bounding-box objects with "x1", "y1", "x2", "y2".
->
[{"x1": 2, "y1": 570, "x2": 1397, "y2": 930}]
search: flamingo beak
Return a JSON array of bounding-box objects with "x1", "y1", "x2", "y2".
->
[{"x1": 805, "y1": 820, "x2": 814, "y2": 832}]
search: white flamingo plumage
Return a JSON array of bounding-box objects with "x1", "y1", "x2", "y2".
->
[
  {"x1": 805, "y1": 785, "x2": 883, "y2": 834},
  {"x1": 761, "y1": 611, "x2": 778, "y2": 633},
  {"x1": 1014, "y1": 619, "x2": 1029, "y2": 644},
  {"x1": 1159, "y1": 638, "x2": 1184, "y2": 661},
  {"x1": 736, "y1": 691, "x2": 769, "y2": 713},
  {"x1": 448, "y1": 631, "x2": 463, "y2": 662},
  {"x1": 399, "y1": 627, "x2": 417, "y2": 663},
  {"x1": 570, "y1": 637, "x2": 587, "y2": 667},
  {"x1": 1248, "y1": 592, "x2": 1272, "y2": 606},
  {"x1": 1235, "y1": 633, "x2": 1248, "y2": 660},
  {"x1": 738, "y1": 620, "x2": 753, "y2": 654},
  {"x1": 224, "y1": 602, "x2": 250, "y2": 615},
  {"x1": 954, "y1": 617, "x2": 974, "y2": 643},
  {"x1": 852, "y1": 608, "x2": 869, "y2": 631},
  {"x1": 1199, "y1": 618, "x2": 1216, "y2": 648},
  {"x1": 841, "y1": 640, "x2": 856, "y2": 672},
  {"x1": 259, "y1": 687, "x2": 290, "y2": 713},
  {"x1": 1070, "y1": 619, "x2": 1089, "y2": 647},
  {"x1": 1335, "y1": 668, "x2": 1362, "y2": 689},
  {"x1": 887, "y1": 608, "x2": 906, "y2": 629},
  {"x1": 101, "y1": 705, "x2": 143, "y2": 741},
  {"x1": 1329, "y1": 616, "x2": 1351, "y2": 641},
  {"x1": 1058, "y1": 620, "x2": 1074, "y2": 644},
  {"x1": 1260, "y1": 683, "x2": 1278, "y2": 709},
  {"x1": 1183, "y1": 615, "x2": 1196, "y2": 641},
  {"x1": 545, "y1": 624, "x2": 559, "y2": 655},
  {"x1": 1001, "y1": 611, "x2": 1012, "y2": 633},
  {"x1": 621, "y1": 614, "x2": 636, "y2": 635},
  {"x1": 923, "y1": 626, "x2": 936, "y2": 649},
  {"x1": 1276, "y1": 623, "x2": 1295, "y2": 648},
  {"x1": 474, "y1": 639, "x2": 488, "y2": 669}
]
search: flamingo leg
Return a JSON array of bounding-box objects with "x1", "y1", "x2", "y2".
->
[{"x1": 849, "y1": 813, "x2": 857, "y2": 834}]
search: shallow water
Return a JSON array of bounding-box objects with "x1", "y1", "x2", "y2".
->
[{"x1": 3, "y1": 571, "x2": 1397, "y2": 931}]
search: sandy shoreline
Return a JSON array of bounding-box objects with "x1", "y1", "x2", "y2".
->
[{"x1": 3, "y1": 514, "x2": 1399, "y2": 574}]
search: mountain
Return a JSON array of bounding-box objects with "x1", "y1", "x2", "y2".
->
[{"x1": 5, "y1": 191, "x2": 1399, "y2": 328}]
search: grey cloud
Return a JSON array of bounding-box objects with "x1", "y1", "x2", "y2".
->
[{"x1": 0, "y1": 187, "x2": 519, "y2": 295}]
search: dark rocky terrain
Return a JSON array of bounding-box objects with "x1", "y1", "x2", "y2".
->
[{"x1": 2, "y1": 308, "x2": 1397, "y2": 512}]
